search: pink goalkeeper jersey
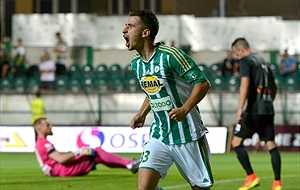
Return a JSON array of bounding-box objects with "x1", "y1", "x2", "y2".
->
[
  {"x1": 35, "y1": 138, "x2": 93, "y2": 177},
  {"x1": 35, "y1": 138, "x2": 59, "y2": 176}
]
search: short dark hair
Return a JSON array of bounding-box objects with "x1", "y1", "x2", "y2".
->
[
  {"x1": 36, "y1": 91, "x2": 41, "y2": 97},
  {"x1": 33, "y1": 117, "x2": 47, "y2": 127},
  {"x1": 56, "y1": 32, "x2": 61, "y2": 36},
  {"x1": 231, "y1": 38, "x2": 251, "y2": 50},
  {"x1": 129, "y1": 9, "x2": 159, "y2": 42}
]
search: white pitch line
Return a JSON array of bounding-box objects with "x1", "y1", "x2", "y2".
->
[{"x1": 162, "y1": 175, "x2": 299, "y2": 189}]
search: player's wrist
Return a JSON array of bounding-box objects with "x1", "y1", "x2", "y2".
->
[
  {"x1": 73, "y1": 150, "x2": 80, "y2": 156},
  {"x1": 78, "y1": 146, "x2": 94, "y2": 156}
]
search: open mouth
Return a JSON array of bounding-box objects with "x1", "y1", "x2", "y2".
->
[{"x1": 123, "y1": 35, "x2": 130, "y2": 48}]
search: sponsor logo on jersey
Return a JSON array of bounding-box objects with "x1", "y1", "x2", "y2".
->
[
  {"x1": 140, "y1": 75, "x2": 164, "y2": 95},
  {"x1": 149, "y1": 96, "x2": 173, "y2": 112},
  {"x1": 186, "y1": 70, "x2": 197, "y2": 81}
]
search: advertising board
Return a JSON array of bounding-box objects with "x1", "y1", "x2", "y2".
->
[{"x1": 0, "y1": 126, "x2": 227, "y2": 153}]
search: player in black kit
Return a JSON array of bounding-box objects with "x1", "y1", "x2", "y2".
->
[{"x1": 231, "y1": 38, "x2": 282, "y2": 190}]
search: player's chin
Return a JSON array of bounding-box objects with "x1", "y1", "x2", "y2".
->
[{"x1": 127, "y1": 45, "x2": 134, "y2": 51}]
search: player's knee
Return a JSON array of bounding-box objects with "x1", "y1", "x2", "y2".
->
[
  {"x1": 265, "y1": 141, "x2": 276, "y2": 150},
  {"x1": 231, "y1": 137, "x2": 242, "y2": 147}
]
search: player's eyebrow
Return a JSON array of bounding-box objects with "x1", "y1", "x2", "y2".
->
[{"x1": 125, "y1": 23, "x2": 134, "y2": 27}]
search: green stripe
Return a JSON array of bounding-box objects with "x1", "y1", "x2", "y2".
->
[
  {"x1": 158, "y1": 112, "x2": 170, "y2": 144},
  {"x1": 182, "y1": 119, "x2": 192, "y2": 142},
  {"x1": 170, "y1": 121, "x2": 180, "y2": 144},
  {"x1": 169, "y1": 47, "x2": 191, "y2": 70},
  {"x1": 167, "y1": 47, "x2": 190, "y2": 70},
  {"x1": 161, "y1": 47, "x2": 189, "y2": 70},
  {"x1": 151, "y1": 113, "x2": 166, "y2": 142},
  {"x1": 198, "y1": 136, "x2": 214, "y2": 183},
  {"x1": 159, "y1": 46, "x2": 191, "y2": 71}
]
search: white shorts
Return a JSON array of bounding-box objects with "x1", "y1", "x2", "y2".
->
[{"x1": 139, "y1": 136, "x2": 214, "y2": 188}]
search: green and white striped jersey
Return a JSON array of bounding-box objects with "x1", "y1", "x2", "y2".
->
[{"x1": 131, "y1": 44, "x2": 209, "y2": 145}]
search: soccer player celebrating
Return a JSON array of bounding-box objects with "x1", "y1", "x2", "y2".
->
[
  {"x1": 231, "y1": 38, "x2": 282, "y2": 190},
  {"x1": 34, "y1": 118, "x2": 140, "y2": 177},
  {"x1": 123, "y1": 9, "x2": 213, "y2": 190}
]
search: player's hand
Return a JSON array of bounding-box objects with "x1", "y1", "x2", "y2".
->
[
  {"x1": 79, "y1": 146, "x2": 94, "y2": 156},
  {"x1": 168, "y1": 107, "x2": 188, "y2": 122},
  {"x1": 130, "y1": 114, "x2": 145, "y2": 129}
]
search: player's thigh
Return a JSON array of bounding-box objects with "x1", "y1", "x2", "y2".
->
[
  {"x1": 256, "y1": 115, "x2": 275, "y2": 142},
  {"x1": 231, "y1": 135, "x2": 244, "y2": 147},
  {"x1": 172, "y1": 136, "x2": 213, "y2": 188},
  {"x1": 140, "y1": 138, "x2": 173, "y2": 179},
  {"x1": 234, "y1": 122, "x2": 254, "y2": 141},
  {"x1": 138, "y1": 168, "x2": 161, "y2": 190}
]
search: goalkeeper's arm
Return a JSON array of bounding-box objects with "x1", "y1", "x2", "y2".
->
[{"x1": 48, "y1": 146, "x2": 93, "y2": 164}]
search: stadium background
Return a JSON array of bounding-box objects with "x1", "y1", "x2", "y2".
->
[{"x1": 0, "y1": 0, "x2": 299, "y2": 154}]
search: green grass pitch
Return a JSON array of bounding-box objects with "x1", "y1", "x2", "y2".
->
[{"x1": 0, "y1": 152, "x2": 299, "y2": 190}]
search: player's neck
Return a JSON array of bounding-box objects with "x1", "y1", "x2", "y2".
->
[
  {"x1": 139, "y1": 43, "x2": 156, "y2": 62},
  {"x1": 37, "y1": 134, "x2": 47, "y2": 139},
  {"x1": 244, "y1": 49, "x2": 253, "y2": 57}
]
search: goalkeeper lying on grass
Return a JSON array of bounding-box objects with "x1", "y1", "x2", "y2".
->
[{"x1": 34, "y1": 118, "x2": 140, "y2": 177}]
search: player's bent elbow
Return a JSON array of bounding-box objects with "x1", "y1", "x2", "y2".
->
[
  {"x1": 201, "y1": 80, "x2": 211, "y2": 93},
  {"x1": 52, "y1": 157, "x2": 66, "y2": 164},
  {"x1": 206, "y1": 80, "x2": 212, "y2": 90}
]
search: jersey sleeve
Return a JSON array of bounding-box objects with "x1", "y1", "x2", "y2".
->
[
  {"x1": 18, "y1": 47, "x2": 26, "y2": 55},
  {"x1": 61, "y1": 42, "x2": 68, "y2": 53},
  {"x1": 239, "y1": 58, "x2": 251, "y2": 78},
  {"x1": 168, "y1": 47, "x2": 207, "y2": 85},
  {"x1": 38, "y1": 139, "x2": 56, "y2": 155}
]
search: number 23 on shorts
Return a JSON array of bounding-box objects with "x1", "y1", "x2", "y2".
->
[{"x1": 141, "y1": 150, "x2": 150, "y2": 163}]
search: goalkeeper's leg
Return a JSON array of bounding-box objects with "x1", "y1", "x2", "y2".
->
[{"x1": 93, "y1": 147, "x2": 140, "y2": 172}]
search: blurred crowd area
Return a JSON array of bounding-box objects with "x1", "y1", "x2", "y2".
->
[
  {"x1": 1, "y1": 40, "x2": 300, "y2": 95},
  {"x1": 1, "y1": 0, "x2": 299, "y2": 37},
  {"x1": 1, "y1": 0, "x2": 299, "y2": 94}
]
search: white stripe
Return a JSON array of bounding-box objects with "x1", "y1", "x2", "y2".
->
[
  {"x1": 163, "y1": 54, "x2": 179, "y2": 143},
  {"x1": 136, "y1": 59, "x2": 141, "y2": 78},
  {"x1": 140, "y1": 59, "x2": 157, "y2": 139},
  {"x1": 142, "y1": 60, "x2": 146, "y2": 76},
  {"x1": 165, "y1": 57, "x2": 189, "y2": 142},
  {"x1": 150, "y1": 59, "x2": 154, "y2": 75},
  {"x1": 152, "y1": 58, "x2": 164, "y2": 139},
  {"x1": 159, "y1": 53, "x2": 176, "y2": 144}
]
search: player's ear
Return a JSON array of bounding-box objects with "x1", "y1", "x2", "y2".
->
[
  {"x1": 241, "y1": 48, "x2": 245, "y2": 54},
  {"x1": 142, "y1": 29, "x2": 151, "y2": 38}
]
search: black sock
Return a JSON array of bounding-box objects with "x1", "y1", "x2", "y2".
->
[
  {"x1": 234, "y1": 145, "x2": 254, "y2": 175},
  {"x1": 269, "y1": 147, "x2": 281, "y2": 180}
]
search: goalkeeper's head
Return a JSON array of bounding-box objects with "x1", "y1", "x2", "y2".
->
[{"x1": 34, "y1": 118, "x2": 53, "y2": 138}]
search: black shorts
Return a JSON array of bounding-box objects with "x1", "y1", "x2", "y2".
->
[{"x1": 234, "y1": 114, "x2": 275, "y2": 142}]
